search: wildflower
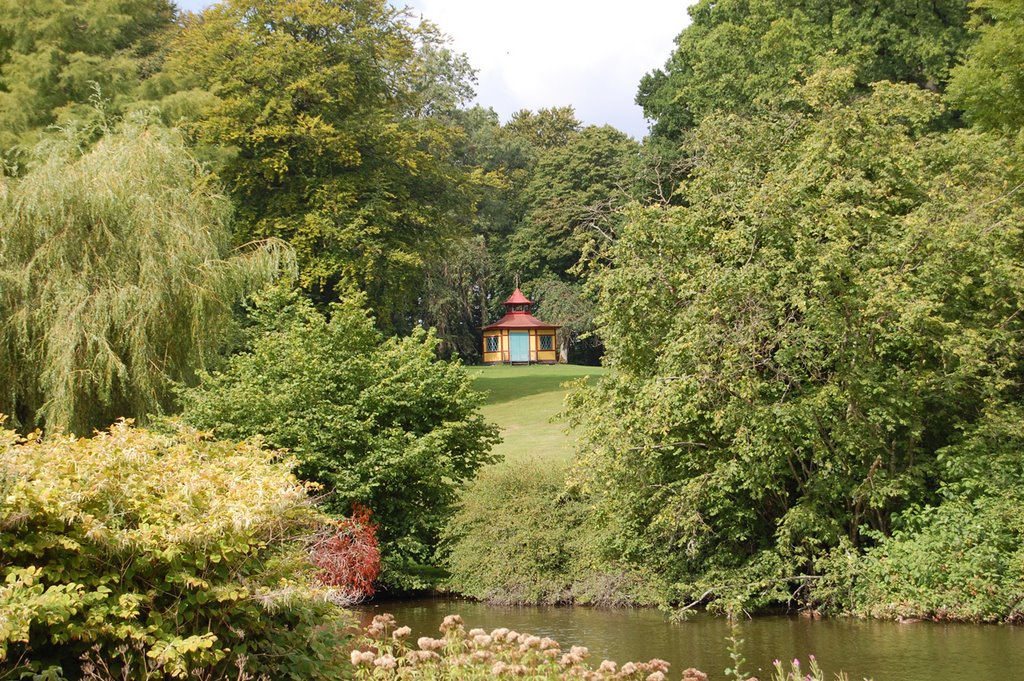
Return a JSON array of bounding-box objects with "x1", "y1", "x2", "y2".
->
[
  {"x1": 366, "y1": 613, "x2": 396, "y2": 638},
  {"x1": 492, "y1": 661, "x2": 508, "y2": 675},
  {"x1": 417, "y1": 636, "x2": 444, "y2": 651},
  {"x1": 440, "y1": 614, "x2": 464, "y2": 633},
  {"x1": 473, "y1": 634, "x2": 493, "y2": 647},
  {"x1": 570, "y1": 645, "x2": 590, "y2": 659},
  {"x1": 522, "y1": 635, "x2": 542, "y2": 649},
  {"x1": 506, "y1": 630, "x2": 521, "y2": 643},
  {"x1": 471, "y1": 650, "x2": 493, "y2": 663},
  {"x1": 469, "y1": 628, "x2": 486, "y2": 637},
  {"x1": 543, "y1": 648, "x2": 560, "y2": 659},
  {"x1": 621, "y1": 662, "x2": 638, "y2": 675},
  {"x1": 560, "y1": 651, "x2": 582, "y2": 666},
  {"x1": 450, "y1": 654, "x2": 472, "y2": 667},
  {"x1": 540, "y1": 637, "x2": 559, "y2": 651},
  {"x1": 598, "y1": 660, "x2": 617, "y2": 673},
  {"x1": 350, "y1": 650, "x2": 375, "y2": 666},
  {"x1": 392, "y1": 625, "x2": 412, "y2": 640},
  {"x1": 491, "y1": 627, "x2": 510, "y2": 641},
  {"x1": 681, "y1": 670, "x2": 708, "y2": 681},
  {"x1": 648, "y1": 659, "x2": 670, "y2": 673},
  {"x1": 647, "y1": 673, "x2": 666, "y2": 681},
  {"x1": 373, "y1": 654, "x2": 397, "y2": 670}
]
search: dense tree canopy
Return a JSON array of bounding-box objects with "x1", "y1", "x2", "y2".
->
[
  {"x1": 947, "y1": 0, "x2": 1024, "y2": 134},
  {"x1": 570, "y1": 75, "x2": 1024, "y2": 611},
  {"x1": 639, "y1": 0, "x2": 972, "y2": 140},
  {"x1": 166, "y1": 0, "x2": 479, "y2": 329},
  {"x1": 0, "y1": 0, "x2": 176, "y2": 151},
  {"x1": 0, "y1": 118, "x2": 289, "y2": 434}
]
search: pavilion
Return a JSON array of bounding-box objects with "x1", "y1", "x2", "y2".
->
[{"x1": 481, "y1": 289, "x2": 560, "y2": 364}]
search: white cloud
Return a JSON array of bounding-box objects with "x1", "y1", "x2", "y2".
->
[{"x1": 405, "y1": 0, "x2": 695, "y2": 138}]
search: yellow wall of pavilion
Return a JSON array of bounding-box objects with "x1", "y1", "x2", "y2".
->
[{"x1": 482, "y1": 329, "x2": 557, "y2": 364}]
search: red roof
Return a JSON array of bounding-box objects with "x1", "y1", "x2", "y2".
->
[
  {"x1": 482, "y1": 313, "x2": 561, "y2": 331},
  {"x1": 503, "y1": 288, "x2": 532, "y2": 305}
]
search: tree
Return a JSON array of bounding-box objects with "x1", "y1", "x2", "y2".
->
[
  {"x1": 529, "y1": 277, "x2": 597, "y2": 365},
  {"x1": 0, "y1": 0, "x2": 176, "y2": 152},
  {"x1": 165, "y1": 0, "x2": 480, "y2": 329},
  {"x1": 505, "y1": 125, "x2": 639, "y2": 284},
  {"x1": 179, "y1": 288, "x2": 500, "y2": 582},
  {"x1": 568, "y1": 77, "x2": 1024, "y2": 611},
  {"x1": 638, "y1": 0, "x2": 972, "y2": 141},
  {"x1": 947, "y1": 0, "x2": 1024, "y2": 134},
  {"x1": 421, "y1": 236, "x2": 493, "y2": 362},
  {"x1": 0, "y1": 117, "x2": 290, "y2": 435},
  {"x1": 503, "y1": 106, "x2": 581, "y2": 151}
]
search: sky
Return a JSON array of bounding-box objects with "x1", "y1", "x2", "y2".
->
[{"x1": 173, "y1": 1, "x2": 697, "y2": 139}]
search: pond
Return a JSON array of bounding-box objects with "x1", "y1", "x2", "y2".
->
[{"x1": 359, "y1": 597, "x2": 1024, "y2": 680}]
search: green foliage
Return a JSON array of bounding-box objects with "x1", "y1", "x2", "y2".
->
[
  {"x1": 569, "y1": 78, "x2": 1024, "y2": 613},
  {"x1": 819, "y1": 496, "x2": 1024, "y2": 623},
  {"x1": 947, "y1": 0, "x2": 1024, "y2": 134},
  {"x1": 179, "y1": 288, "x2": 500, "y2": 581},
  {"x1": 639, "y1": 0, "x2": 971, "y2": 140},
  {"x1": 0, "y1": 0, "x2": 176, "y2": 151},
  {"x1": 503, "y1": 107, "x2": 581, "y2": 152},
  {"x1": 443, "y1": 462, "x2": 661, "y2": 606},
  {"x1": 507, "y1": 125, "x2": 639, "y2": 284},
  {"x1": 0, "y1": 421, "x2": 351, "y2": 679},
  {"x1": 529, "y1": 278, "x2": 597, "y2": 364},
  {"x1": 421, "y1": 235, "x2": 493, "y2": 362},
  {"x1": 0, "y1": 117, "x2": 290, "y2": 435},
  {"x1": 166, "y1": 0, "x2": 479, "y2": 328}
]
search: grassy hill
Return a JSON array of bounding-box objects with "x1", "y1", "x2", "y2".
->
[{"x1": 469, "y1": 364, "x2": 608, "y2": 464}]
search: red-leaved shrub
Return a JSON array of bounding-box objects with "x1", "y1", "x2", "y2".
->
[{"x1": 311, "y1": 504, "x2": 381, "y2": 601}]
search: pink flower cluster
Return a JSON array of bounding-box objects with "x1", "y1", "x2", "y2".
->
[{"x1": 349, "y1": 613, "x2": 709, "y2": 680}]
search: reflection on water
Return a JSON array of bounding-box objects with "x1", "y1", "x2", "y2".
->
[{"x1": 359, "y1": 596, "x2": 1024, "y2": 681}]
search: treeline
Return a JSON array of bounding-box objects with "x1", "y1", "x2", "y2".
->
[
  {"x1": 0, "y1": 0, "x2": 638, "y2": 368},
  {"x1": 493, "y1": 0, "x2": 1024, "y2": 621}
]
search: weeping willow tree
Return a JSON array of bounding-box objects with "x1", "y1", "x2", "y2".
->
[{"x1": 0, "y1": 118, "x2": 293, "y2": 434}]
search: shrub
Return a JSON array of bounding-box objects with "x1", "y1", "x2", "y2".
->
[
  {"x1": 815, "y1": 496, "x2": 1024, "y2": 623},
  {"x1": 179, "y1": 288, "x2": 501, "y2": 585},
  {"x1": 0, "y1": 420, "x2": 352, "y2": 680},
  {"x1": 442, "y1": 461, "x2": 662, "y2": 606},
  {"x1": 311, "y1": 504, "x2": 381, "y2": 601}
]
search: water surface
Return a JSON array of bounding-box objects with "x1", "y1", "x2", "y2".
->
[{"x1": 360, "y1": 597, "x2": 1024, "y2": 680}]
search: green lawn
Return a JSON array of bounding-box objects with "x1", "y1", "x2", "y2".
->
[{"x1": 468, "y1": 364, "x2": 608, "y2": 464}]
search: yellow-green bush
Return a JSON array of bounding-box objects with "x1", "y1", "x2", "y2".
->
[{"x1": 0, "y1": 420, "x2": 351, "y2": 679}]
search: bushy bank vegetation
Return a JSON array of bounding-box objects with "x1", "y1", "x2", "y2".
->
[
  {"x1": 563, "y1": 0, "x2": 1024, "y2": 620},
  {"x1": 0, "y1": 421, "x2": 352, "y2": 680},
  {"x1": 180, "y1": 288, "x2": 500, "y2": 587},
  {"x1": 443, "y1": 462, "x2": 662, "y2": 607}
]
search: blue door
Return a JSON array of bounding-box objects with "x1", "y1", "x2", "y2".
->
[{"x1": 509, "y1": 332, "x2": 530, "y2": 363}]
